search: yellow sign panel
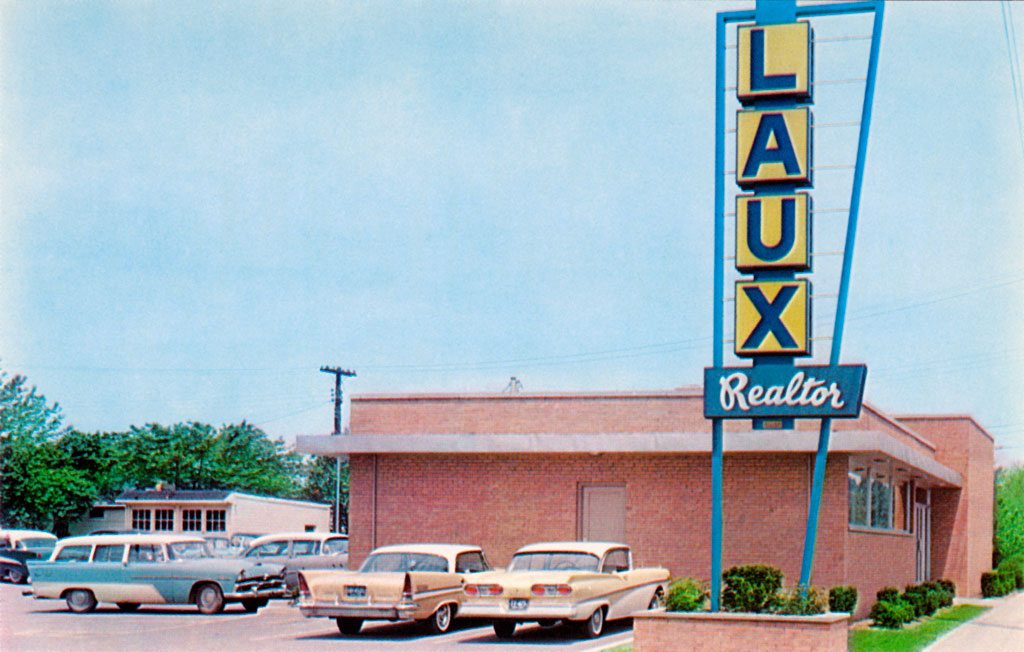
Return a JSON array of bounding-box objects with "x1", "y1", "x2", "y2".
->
[
  {"x1": 735, "y1": 280, "x2": 811, "y2": 357},
  {"x1": 737, "y1": 107, "x2": 811, "y2": 187},
  {"x1": 736, "y1": 193, "x2": 810, "y2": 272},
  {"x1": 737, "y1": 22, "x2": 812, "y2": 103}
]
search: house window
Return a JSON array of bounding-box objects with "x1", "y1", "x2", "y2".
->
[
  {"x1": 132, "y1": 509, "x2": 151, "y2": 531},
  {"x1": 206, "y1": 509, "x2": 226, "y2": 532},
  {"x1": 182, "y1": 509, "x2": 202, "y2": 531},
  {"x1": 154, "y1": 509, "x2": 174, "y2": 531}
]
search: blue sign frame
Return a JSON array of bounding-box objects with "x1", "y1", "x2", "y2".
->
[
  {"x1": 704, "y1": 364, "x2": 866, "y2": 419},
  {"x1": 709, "y1": 0, "x2": 884, "y2": 610}
]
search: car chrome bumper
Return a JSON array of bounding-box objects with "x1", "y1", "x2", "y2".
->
[
  {"x1": 299, "y1": 602, "x2": 417, "y2": 620},
  {"x1": 459, "y1": 602, "x2": 590, "y2": 620},
  {"x1": 225, "y1": 588, "x2": 288, "y2": 601}
]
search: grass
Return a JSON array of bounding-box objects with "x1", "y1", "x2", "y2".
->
[{"x1": 848, "y1": 604, "x2": 990, "y2": 652}]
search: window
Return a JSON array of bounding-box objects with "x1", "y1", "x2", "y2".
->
[
  {"x1": 849, "y1": 459, "x2": 909, "y2": 531},
  {"x1": 247, "y1": 541, "x2": 289, "y2": 557},
  {"x1": 88, "y1": 507, "x2": 105, "y2": 518},
  {"x1": 132, "y1": 509, "x2": 151, "y2": 531},
  {"x1": 455, "y1": 551, "x2": 489, "y2": 573},
  {"x1": 359, "y1": 553, "x2": 448, "y2": 573},
  {"x1": 154, "y1": 509, "x2": 174, "y2": 531},
  {"x1": 129, "y1": 544, "x2": 166, "y2": 563},
  {"x1": 293, "y1": 540, "x2": 318, "y2": 556},
  {"x1": 602, "y1": 549, "x2": 630, "y2": 573},
  {"x1": 323, "y1": 538, "x2": 349, "y2": 556},
  {"x1": 182, "y1": 509, "x2": 202, "y2": 531},
  {"x1": 93, "y1": 545, "x2": 125, "y2": 563},
  {"x1": 55, "y1": 545, "x2": 92, "y2": 562},
  {"x1": 206, "y1": 509, "x2": 226, "y2": 532}
]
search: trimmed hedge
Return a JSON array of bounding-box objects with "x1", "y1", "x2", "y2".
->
[
  {"x1": 997, "y1": 555, "x2": 1024, "y2": 590},
  {"x1": 829, "y1": 585, "x2": 858, "y2": 613},
  {"x1": 775, "y1": 586, "x2": 826, "y2": 615},
  {"x1": 721, "y1": 565, "x2": 783, "y2": 613},
  {"x1": 869, "y1": 581, "x2": 954, "y2": 629},
  {"x1": 870, "y1": 598, "x2": 914, "y2": 629},
  {"x1": 981, "y1": 570, "x2": 1017, "y2": 597},
  {"x1": 664, "y1": 576, "x2": 709, "y2": 612}
]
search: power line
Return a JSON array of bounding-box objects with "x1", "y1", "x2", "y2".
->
[{"x1": 1003, "y1": 1, "x2": 1024, "y2": 160}]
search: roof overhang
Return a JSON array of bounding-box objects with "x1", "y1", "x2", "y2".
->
[{"x1": 296, "y1": 429, "x2": 961, "y2": 488}]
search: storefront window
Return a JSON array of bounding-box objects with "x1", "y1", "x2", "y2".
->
[
  {"x1": 848, "y1": 470, "x2": 868, "y2": 526},
  {"x1": 849, "y1": 460, "x2": 901, "y2": 531}
]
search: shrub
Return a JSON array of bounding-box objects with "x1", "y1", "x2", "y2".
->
[
  {"x1": 981, "y1": 571, "x2": 1016, "y2": 597},
  {"x1": 774, "y1": 587, "x2": 826, "y2": 615},
  {"x1": 936, "y1": 578, "x2": 957, "y2": 596},
  {"x1": 664, "y1": 576, "x2": 709, "y2": 612},
  {"x1": 997, "y1": 555, "x2": 1024, "y2": 590},
  {"x1": 870, "y1": 598, "x2": 913, "y2": 629},
  {"x1": 721, "y1": 565, "x2": 783, "y2": 613},
  {"x1": 901, "y1": 586, "x2": 928, "y2": 618},
  {"x1": 829, "y1": 585, "x2": 858, "y2": 613},
  {"x1": 876, "y1": 586, "x2": 900, "y2": 603}
]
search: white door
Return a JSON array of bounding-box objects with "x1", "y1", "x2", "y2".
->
[{"x1": 915, "y1": 502, "x2": 931, "y2": 583}]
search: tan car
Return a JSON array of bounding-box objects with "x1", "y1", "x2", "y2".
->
[
  {"x1": 461, "y1": 541, "x2": 669, "y2": 639},
  {"x1": 296, "y1": 543, "x2": 491, "y2": 636}
]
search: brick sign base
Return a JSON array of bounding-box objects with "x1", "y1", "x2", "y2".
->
[{"x1": 633, "y1": 610, "x2": 849, "y2": 652}]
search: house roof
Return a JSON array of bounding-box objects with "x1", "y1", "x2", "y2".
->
[{"x1": 116, "y1": 489, "x2": 232, "y2": 502}]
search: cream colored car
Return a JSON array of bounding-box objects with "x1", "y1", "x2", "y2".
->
[
  {"x1": 296, "y1": 543, "x2": 491, "y2": 636},
  {"x1": 461, "y1": 541, "x2": 669, "y2": 639}
]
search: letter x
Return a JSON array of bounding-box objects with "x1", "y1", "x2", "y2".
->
[{"x1": 742, "y1": 285, "x2": 798, "y2": 349}]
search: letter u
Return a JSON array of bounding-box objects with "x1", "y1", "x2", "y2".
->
[{"x1": 746, "y1": 198, "x2": 796, "y2": 262}]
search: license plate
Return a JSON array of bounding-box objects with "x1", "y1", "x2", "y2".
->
[
  {"x1": 509, "y1": 598, "x2": 529, "y2": 610},
  {"x1": 345, "y1": 586, "x2": 367, "y2": 598}
]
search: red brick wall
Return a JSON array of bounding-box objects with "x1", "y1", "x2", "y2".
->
[
  {"x1": 634, "y1": 612, "x2": 849, "y2": 652},
  {"x1": 347, "y1": 451, "x2": 849, "y2": 592},
  {"x1": 845, "y1": 529, "x2": 916, "y2": 618},
  {"x1": 897, "y1": 417, "x2": 994, "y2": 596}
]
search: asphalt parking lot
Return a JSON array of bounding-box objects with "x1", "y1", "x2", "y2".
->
[{"x1": 0, "y1": 582, "x2": 634, "y2": 652}]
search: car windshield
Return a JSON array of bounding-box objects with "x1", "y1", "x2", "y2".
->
[
  {"x1": 167, "y1": 541, "x2": 214, "y2": 560},
  {"x1": 508, "y1": 552, "x2": 601, "y2": 572},
  {"x1": 359, "y1": 552, "x2": 448, "y2": 573}
]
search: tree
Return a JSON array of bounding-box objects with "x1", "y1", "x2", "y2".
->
[
  {"x1": 300, "y1": 456, "x2": 349, "y2": 531},
  {"x1": 0, "y1": 369, "x2": 97, "y2": 532},
  {"x1": 995, "y1": 464, "x2": 1024, "y2": 564}
]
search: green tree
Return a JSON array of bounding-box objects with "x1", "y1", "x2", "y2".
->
[
  {"x1": 995, "y1": 464, "x2": 1024, "y2": 563},
  {"x1": 299, "y1": 456, "x2": 349, "y2": 530},
  {"x1": 0, "y1": 370, "x2": 97, "y2": 533}
]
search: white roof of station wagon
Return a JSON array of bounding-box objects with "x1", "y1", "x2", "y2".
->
[
  {"x1": 513, "y1": 542, "x2": 628, "y2": 557},
  {"x1": 57, "y1": 534, "x2": 205, "y2": 547},
  {"x1": 248, "y1": 532, "x2": 348, "y2": 545}
]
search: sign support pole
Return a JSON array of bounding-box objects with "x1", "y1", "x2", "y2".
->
[
  {"x1": 709, "y1": 6, "x2": 727, "y2": 613},
  {"x1": 798, "y1": 1, "x2": 884, "y2": 590}
]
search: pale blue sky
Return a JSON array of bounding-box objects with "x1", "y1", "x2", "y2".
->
[{"x1": 2, "y1": 1, "x2": 1023, "y2": 464}]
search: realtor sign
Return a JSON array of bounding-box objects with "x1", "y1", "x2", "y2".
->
[{"x1": 704, "y1": 11, "x2": 866, "y2": 421}]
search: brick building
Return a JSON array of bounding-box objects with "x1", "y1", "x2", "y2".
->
[{"x1": 296, "y1": 389, "x2": 993, "y2": 619}]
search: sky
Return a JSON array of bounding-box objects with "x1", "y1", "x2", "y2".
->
[{"x1": 2, "y1": 1, "x2": 1023, "y2": 466}]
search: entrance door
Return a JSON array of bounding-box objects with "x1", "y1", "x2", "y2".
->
[
  {"x1": 579, "y1": 484, "x2": 626, "y2": 543},
  {"x1": 915, "y1": 501, "x2": 931, "y2": 583}
]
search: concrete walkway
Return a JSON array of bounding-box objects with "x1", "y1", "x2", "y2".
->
[{"x1": 920, "y1": 592, "x2": 1024, "y2": 652}]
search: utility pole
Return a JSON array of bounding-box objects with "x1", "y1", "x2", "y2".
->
[{"x1": 320, "y1": 366, "x2": 356, "y2": 532}]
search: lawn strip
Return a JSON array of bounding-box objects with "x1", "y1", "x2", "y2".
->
[{"x1": 848, "y1": 604, "x2": 990, "y2": 652}]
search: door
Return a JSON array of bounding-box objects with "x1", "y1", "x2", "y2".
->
[
  {"x1": 915, "y1": 502, "x2": 931, "y2": 583},
  {"x1": 579, "y1": 484, "x2": 626, "y2": 543}
]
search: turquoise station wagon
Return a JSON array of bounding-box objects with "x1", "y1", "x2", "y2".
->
[{"x1": 27, "y1": 534, "x2": 287, "y2": 614}]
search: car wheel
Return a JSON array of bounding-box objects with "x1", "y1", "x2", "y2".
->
[
  {"x1": 66, "y1": 589, "x2": 97, "y2": 613},
  {"x1": 116, "y1": 602, "x2": 140, "y2": 612},
  {"x1": 576, "y1": 607, "x2": 605, "y2": 638},
  {"x1": 493, "y1": 621, "x2": 516, "y2": 639},
  {"x1": 336, "y1": 617, "x2": 363, "y2": 635},
  {"x1": 241, "y1": 598, "x2": 268, "y2": 612},
  {"x1": 423, "y1": 603, "x2": 453, "y2": 635},
  {"x1": 7, "y1": 567, "x2": 26, "y2": 584},
  {"x1": 196, "y1": 584, "x2": 225, "y2": 615}
]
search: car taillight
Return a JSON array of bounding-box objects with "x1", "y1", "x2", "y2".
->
[
  {"x1": 401, "y1": 573, "x2": 413, "y2": 601},
  {"x1": 531, "y1": 584, "x2": 572, "y2": 596},
  {"x1": 464, "y1": 584, "x2": 503, "y2": 596},
  {"x1": 297, "y1": 572, "x2": 310, "y2": 599}
]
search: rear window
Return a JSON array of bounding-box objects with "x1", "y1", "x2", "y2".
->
[
  {"x1": 360, "y1": 552, "x2": 448, "y2": 573},
  {"x1": 55, "y1": 545, "x2": 92, "y2": 562},
  {"x1": 323, "y1": 538, "x2": 348, "y2": 555},
  {"x1": 93, "y1": 545, "x2": 126, "y2": 562},
  {"x1": 508, "y1": 552, "x2": 600, "y2": 572}
]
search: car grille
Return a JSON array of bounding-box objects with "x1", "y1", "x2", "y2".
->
[{"x1": 235, "y1": 573, "x2": 286, "y2": 593}]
